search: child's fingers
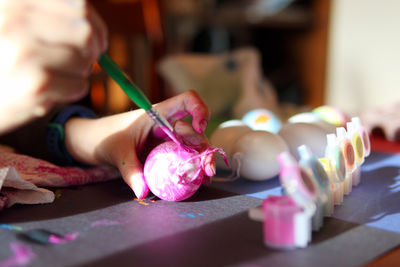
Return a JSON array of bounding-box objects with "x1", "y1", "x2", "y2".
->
[
  {"x1": 118, "y1": 153, "x2": 149, "y2": 199},
  {"x1": 155, "y1": 90, "x2": 210, "y2": 134},
  {"x1": 174, "y1": 120, "x2": 210, "y2": 150}
]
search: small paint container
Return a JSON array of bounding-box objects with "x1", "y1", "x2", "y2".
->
[
  {"x1": 262, "y1": 195, "x2": 310, "y2": 249},
  {"x1": 277, "y1": 151, "x2": 316, "y2": 246},
  {"x1": 333, "y1": 181, "x2": 344, "y2": 205},
  {"x1": 344, "y1": 172, "x2": 353, "y2": 195},
  {"x1": 352, "y1": 165, "x2": 361, "y2": 186},
  {"x1": 347, "y1": 121, "x2": 365, "y2": 165},
  {"x1": 324, "y1": 134, "x2": 346, "y2": 205},
  {"x1": 336, "y1": 127, "x2": 356, "y2": 194},
  {"x1": 297, "y1": 145, "x2": 331, "y2": 227},
  {"x1": 318, "y1": 157, "x2": 338, "y2": 215},
  {"x1": 352, "y1": 117, "x2": 371, "y2": 158}
]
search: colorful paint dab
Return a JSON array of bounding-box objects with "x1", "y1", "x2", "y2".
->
[
  {"x1": 134, "y1": 197, "x2": 156, "y2": 206},
  {"x1": 20, "y1": 229, "x2": 78, "y2": 245},
  {"x1": 0, "y1": 224, "x2": 22, "y2": 231},
  {"x1": 48, "y1": 232, "x2": 79, "y2": 244},
  {"x1": 54, "y1": 189, "x2": 62, "y2": 199},
  {"x1": 0, "y1": 242, "x2": 35, "y2": 267},
  {"x1": 176, "y1": 212, "x2": 204, "y2": 218},
  {"x1": 90, "y1": 219, "x2": 126, "y2": 228}
]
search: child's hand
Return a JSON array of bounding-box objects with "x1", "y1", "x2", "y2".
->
[
  {"x1": 64, "y1": 90, "x2": 214, "y2": 199},
  {"x1": 0, "y1": 0, "x2": 107, "y2": 134}
]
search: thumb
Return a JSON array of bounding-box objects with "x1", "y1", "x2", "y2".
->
[{"x1": 118, "y1": 153, "x2": 149, "y2": 199}]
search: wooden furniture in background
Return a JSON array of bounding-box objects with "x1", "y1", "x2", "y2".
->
[
  {"x1": 89, "y1": 0, "x2": 164, "y2": 115},
  {"x1": 161, "y1": 0, "x2": 331, "y2": 109},
  {"x1": 89, "y1": 0, "x2": 331, "y2": 114},
  {"x1": 288, "y1": 0, "x2": 331, "y2": 108}
]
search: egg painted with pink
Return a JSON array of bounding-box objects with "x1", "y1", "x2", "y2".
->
[{"x1": 144, "y1": 141, "x2": 225, "y2": 201}]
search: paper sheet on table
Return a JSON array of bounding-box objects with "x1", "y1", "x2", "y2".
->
[{"x1": 0, "y1": 144, "x2": 120, "y2": 210}]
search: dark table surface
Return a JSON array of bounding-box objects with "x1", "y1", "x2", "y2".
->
[{"x1": 1, "y1": 136, "x2": 400, "y2": 267}]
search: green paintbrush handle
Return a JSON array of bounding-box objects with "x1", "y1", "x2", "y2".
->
[{"x1": 98, "y1": 53, "x2": 152, "y2": 111}]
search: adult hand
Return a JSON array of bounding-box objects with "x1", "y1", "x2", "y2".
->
[
  {"x1": 64, "y1": 90, "x2": 215, "y2": 199},
  {"x1": 0, "y1": 0, "x2": 107, "y2": 134}
]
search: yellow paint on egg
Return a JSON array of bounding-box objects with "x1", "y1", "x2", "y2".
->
[{"x1": 255, "y1": 114, "x2": 270, "y2": 124}]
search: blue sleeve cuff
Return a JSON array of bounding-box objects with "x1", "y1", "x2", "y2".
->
[{"x1": 47, "y1": 105, "x2": 96, "y2": 167}]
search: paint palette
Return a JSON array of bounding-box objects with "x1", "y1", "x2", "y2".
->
[
  {"x1": 249, "y1": 151, "x2": 317, "y2": 249},
  {"x1": 249, "y1": 117, "x2": 372, "y2": 249}
]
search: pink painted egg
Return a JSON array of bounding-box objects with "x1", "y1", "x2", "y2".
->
[{"x1": 144, "y1": 141, "x2": 206, "y2": 201}]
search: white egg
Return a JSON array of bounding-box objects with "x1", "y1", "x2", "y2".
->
[
  {"x1": 230, "y1": 131, "x2": 289, "y2": 181},
  {"x1": 242, "y1": 109, "x2": 282, "y2": 133},
  {"x1": 278, "y1": 122, "x2": 331, "y2": 160},
  {"x1": 288, "y1": 112, "x2": 337, "y2": 133},
  {"x1": 209, "y1": 120, "x2": 253, "y2": 170},
  {"x1": 288, "y1": 112, "x2": 321, "y2": 124}
]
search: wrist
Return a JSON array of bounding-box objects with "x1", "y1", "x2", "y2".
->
[
  {"x1": 47, "y1": 105, "x2": 97, "y2": 167},
  {"x1": 64, "y1": 117, "x2": 104, "y2": 166}
]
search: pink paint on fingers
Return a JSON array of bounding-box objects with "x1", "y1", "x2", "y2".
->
[{"x1": 131, "y1": 173, "x2": 149, "y2": 200}]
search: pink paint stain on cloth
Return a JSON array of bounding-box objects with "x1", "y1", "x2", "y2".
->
[
  {"x1": 48, "y1": 232, "x2": 79, "y2": 244},
  {"x1": 0, "y1": 144, "x2": 120, "y2": 208},
  {"x1": 0, "y1": 145, "x2": 119, "y2": 187},
  {"x1": 0, "y1": 242, "x2": 35, "y2": 267}
]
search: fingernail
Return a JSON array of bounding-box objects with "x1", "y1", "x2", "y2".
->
[
  {"x1": 133, "y1": 185, "x2": 148, "y2": 200},
  {"x1": 199, "y1": 119, "x2": 208, "y2": 133},
  {"x1": 132, "y1": 175, "x2": 149, "y2": 199}
]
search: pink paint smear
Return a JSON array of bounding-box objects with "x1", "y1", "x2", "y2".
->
[
  {"x1": 48, "y1": 232, "x2": 79, "y2": 244},
  {"x1": 0, "y1": 242, "x2": 35, "y2": 267},
  {"x1": 90, "y1": 219, "x2": 126, "y2": 228}
]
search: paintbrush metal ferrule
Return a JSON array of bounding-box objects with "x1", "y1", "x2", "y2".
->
[{"x1": 146, "y1": 108, "x2": 173, "y2": 133}]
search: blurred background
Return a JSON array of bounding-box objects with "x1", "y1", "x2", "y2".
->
[{"x1": 86, "y1": 0, "x2": 400, "y2": 124}]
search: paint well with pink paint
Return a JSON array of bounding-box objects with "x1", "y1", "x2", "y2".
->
[
  {"x1": 262, "y1": 195, "x2": 303, "y2": 249},
  {"x1": 275, "y1": 151, "x2": 317, "y2": 248}
]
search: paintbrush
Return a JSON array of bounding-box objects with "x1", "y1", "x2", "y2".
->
[{"x1": 98, "y1": 53, "x2": 177, "y2": 143}]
